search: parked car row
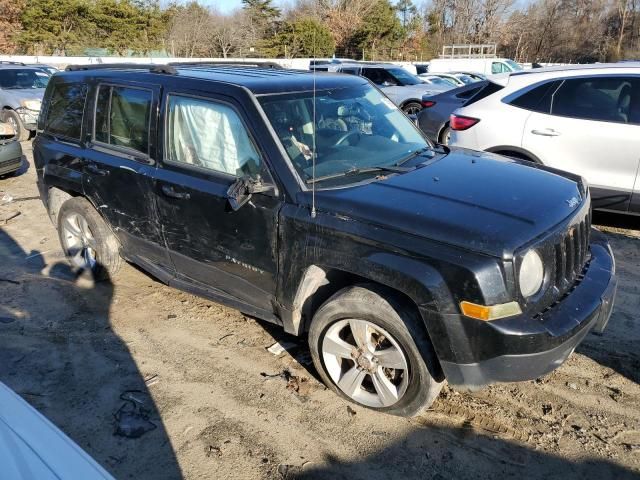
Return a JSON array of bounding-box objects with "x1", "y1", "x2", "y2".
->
[{"x1": 416, "y1": 62, "x2": 640, "y2": 215}]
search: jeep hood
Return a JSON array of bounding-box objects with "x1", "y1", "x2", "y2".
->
[{"x1": 314, "y1": 149, "x2": 584, "y2": 258}]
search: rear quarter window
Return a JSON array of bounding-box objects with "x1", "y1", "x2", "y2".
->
[
  {"x1": 507, "y1": 80, "x2": 562, "y2": 113},
  {"x1": 42, "y1": 82, "x2": 88, "y2": 141}
]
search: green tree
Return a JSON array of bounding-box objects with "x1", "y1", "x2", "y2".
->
[
  {"x1": 395, "y1": 0, "x2": 417, "y2": 29},
  {"x1": 242, "y1": 0, "x2": 280, "y2": 51},
  {"x1": 263, "y1": 17, "x2": 335, "y2": 58},
  {"x1": 350, "y1": 0, "x2": 403, "y2": 57},
  {"x1": 18, "y1": 0, "x2": 94, "y2": 54}
]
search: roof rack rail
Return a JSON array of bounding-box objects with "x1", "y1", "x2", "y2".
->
[
  {"x1": 0, "y1": 61, "x2": 26, "y2": 66},
  {"x1": 65, "y1": 63, "x2": 177, "y2": 74},
  {"x1": 168, "y1": 60, "x2": 283, "y2": 70}
]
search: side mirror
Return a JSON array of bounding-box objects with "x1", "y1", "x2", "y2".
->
[{"x1": 226, "y1": 175, "x2": 276, "y2": 211}]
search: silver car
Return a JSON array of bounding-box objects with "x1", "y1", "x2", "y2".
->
[
  {"x1": 333, "y1": 63, "x2": 448, "y2": 115},
  {"x1": 0, "y1": 382, "x2": 114, "y2": 479},
  {"x1": 0, "y1": 66, "x2": 50, "y2": 141}
]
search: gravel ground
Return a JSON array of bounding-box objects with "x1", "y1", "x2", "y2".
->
[{"x1": 1, "y1": 143, "x2": 639, "y2": 480}]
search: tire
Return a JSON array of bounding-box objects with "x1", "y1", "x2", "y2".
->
[
  {"x1": 308, "y1": 284, "x2": 443, "y2": 417},
  {"x1": 439, "y1": 126, "x2": 451, "y2": 145},
  {"x1": 57, "y1": 197, "x2": 122, "y2": 281},
  {"x1": 402, "y1": 101, "x2": 423, "y2": 115},
  {"x1": 2, "y1": 109, "x2": 30, "y2": 141}
]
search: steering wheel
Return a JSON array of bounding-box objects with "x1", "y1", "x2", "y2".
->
[{"x1": 335, "y1": 130, "x2": 360, "y2": 147}]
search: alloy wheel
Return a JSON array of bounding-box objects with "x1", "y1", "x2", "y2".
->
[
  {"x1": 321, "y1": 319, "x2": 410, "y2": 408},
  {"x1": 61, "y1": 212, "x2": 98, "y2": 271}
]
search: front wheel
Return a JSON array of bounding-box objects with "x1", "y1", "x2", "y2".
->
[
  {"x1": 2, "y1": 109, "x2": 30, "y2": 141},
  {"x1": 308, "y1": 285, "x2": 443, "y2": 417}
]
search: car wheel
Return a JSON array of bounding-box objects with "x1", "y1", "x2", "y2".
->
[
  {"x1": 402, "y1": 102, "x2": 423, "y2": 115},
  {"x1": 440, "y1": 126, "x2": 451, "y2": 145},
  {"x1": 309, "y1": 284, "x2": 443, "y2": 417},
  {"x1": 2, "y1": 109, "x2": 29, "y2": 142},
  {"x1": 57, "y1": 197, "x2": 123, "y2": 281}
]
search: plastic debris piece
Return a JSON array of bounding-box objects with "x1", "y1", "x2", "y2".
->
[
  {"x1": 267, "y1": 341, "x2": 297, "y2": 356},
  {"x1": 113, "y1": 390, "x2": 157, "y2": 439}
]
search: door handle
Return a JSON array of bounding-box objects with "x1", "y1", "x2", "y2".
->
[
  {"x1": 84, "y1": 163, "x2": 110, "y2": 176},
  {"x1": 161, "y1": 184, "x2": 191, "y2": 200},
  {"x1": 531, "y1": 128, "x2": 561, "y2": 137}
]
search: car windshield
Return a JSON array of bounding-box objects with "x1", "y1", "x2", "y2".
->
[
  {"x1": 504, "y1": 59, "x2": 523, "y2": 71},
  {"x1": 0, "y1": 69, "x2": 49, "y2": 89},
  {"x1": 259, "y1": 83, "x2": 430, "y2": 186},
  {"x1": 387, "y1": 68, "x2": 423, "y2": 86},
  {"x1": 426, "y1": 77, "x2": 450, "y2": 86},
  {"x1": 456, "y1": 75, "x2": 475, "y2": 84}
]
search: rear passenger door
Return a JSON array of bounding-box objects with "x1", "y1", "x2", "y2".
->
[
  {"x1": 82, "y1": 80, "x2": 172, "y2": 277},
  {"x1": 154, "y1": 91, "x2": 282, "y2": 313},
  {"x1": 521, "y1": 75, "x2": 640, "y2": 211}
]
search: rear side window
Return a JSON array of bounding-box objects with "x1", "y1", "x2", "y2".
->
[
  {"x1": 43, "y1": 83, "x2": 87, "y2": 141},
  {"x1": 508, "y1": 81, "x2": 561, "y2": 113},
  {"x1": 94, "y1": 85, "x2": 152, "y2": 154},
  {"x1": 551, "y1": 76, "x2": 640, "y2": 124}
]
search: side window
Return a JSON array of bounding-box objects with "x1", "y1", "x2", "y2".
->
[
  {"x1": 340, "y1": 68, "x2": 358, "y2": 75},
  {"x1": 166, "y1": 95, "x2": 261, "y2": 177},
  {"x1": 43, "y1": 82, "x2": 87, "y2": 140},
  {"x1": 551, "y1": 76, "x2": 640, "y2": 124},
  {"x1": 456, "y1": 86, "x2": 482, "y2": 100},
  {"x1": 94, "y1": 85, "x2": 152, "y2": 154},
  {"x1": 508, "y1": 81, "x2": 562, "y2": 114},
  {"x1": 491, "y1": 62, "x2": 504, "y2": 74},
  {"x1": 362, "y1": 68, "x2": 397, "y2": 86}
]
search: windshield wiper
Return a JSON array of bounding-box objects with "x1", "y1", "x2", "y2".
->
[
  {"x1": 305, "y1": 165, "x2": 413, "y2": 185},
  {"x1": 395, "y1": 146, "x2": 435, "y2": 167}
]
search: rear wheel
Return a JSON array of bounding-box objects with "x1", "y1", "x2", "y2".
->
[
  {"x1": 402, "y1": 101, "x2": 423, "y2": 115},
  {"x1": 57, "y1": 197, "x2": 122, "y2": 281},
  {"x1": 1, "y1": 109, "x2": 29, "y2": 141},
  {"x1": 309, "y1": 285, "x2": 443, "y2": 417},
  {"x1": 439, "y1": 126, "x2": 451, "y2": 145}
]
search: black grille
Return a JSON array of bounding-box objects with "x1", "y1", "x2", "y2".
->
[{"x1": 553, "y1": 208, "x2": 591, "y2": 292}]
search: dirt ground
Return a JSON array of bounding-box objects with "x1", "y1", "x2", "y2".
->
[{"x1": 1, "y1": 143, "x2": 639, "y2": 480}]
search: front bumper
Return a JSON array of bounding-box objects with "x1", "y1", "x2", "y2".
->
[
  {"x1": 0, "y1": 140, "x2": 23, "y2": 175},
  {"x1": 429, "y1": 230, "x2": 616, "y2": 390}
]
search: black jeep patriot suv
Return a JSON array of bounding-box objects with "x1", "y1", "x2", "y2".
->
[{"x1": 34, "y1": 64, "x2": 617, "y2": 416}]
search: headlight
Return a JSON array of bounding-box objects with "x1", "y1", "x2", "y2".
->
[
  {"x1": 21, "y1": 99, "x2": 42, "y2": 111},
  {"x1": 519, "y1": 249, "x2": 544, "y2": 297}
]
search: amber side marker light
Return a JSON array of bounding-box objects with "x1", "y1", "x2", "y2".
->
[{"x1": 460, "y1": 301, "x2": 522, "y2": 321}]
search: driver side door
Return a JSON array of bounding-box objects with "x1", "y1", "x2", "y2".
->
[{"x1": 154, "y1": 91, "x2": 282, "y2": 314}]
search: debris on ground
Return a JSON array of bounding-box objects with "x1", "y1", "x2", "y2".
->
[
  {"x1": 113, "y1": 390, "x2": 157, "y2": 439},
  {"x1": 267, "y1": 341, "x2": 298, "y2": 356},
  {"x1": 1, "y1": 192, "x2": 13, "y2": 203},
  {"x1": 144, "y1": 374, "x2": 160, "y2": 387},
  {"x1": 261, "y1": 369, "x2": 312, "y2": 397},
  {"x1": 1, "y1": 210, "x2": 21, "y2": 224},
  {"x1": 347, "y1": 406, "x2": 357, "y2": 417}
]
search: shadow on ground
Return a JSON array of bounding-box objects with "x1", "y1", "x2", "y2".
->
[
  {"x1": 288, "y1": 423, "x2": 639, "y2": 479},
  {"x1": 0, "y1": 228, "x2": 182, "y2": 479}
]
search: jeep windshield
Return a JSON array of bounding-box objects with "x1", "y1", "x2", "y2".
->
[
  {"x1": 0, "y1": 69, "x2": 50, "y2": 90},
  {"x1": 259, "y1": 84, "x2": 431, "y2": 187}
]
